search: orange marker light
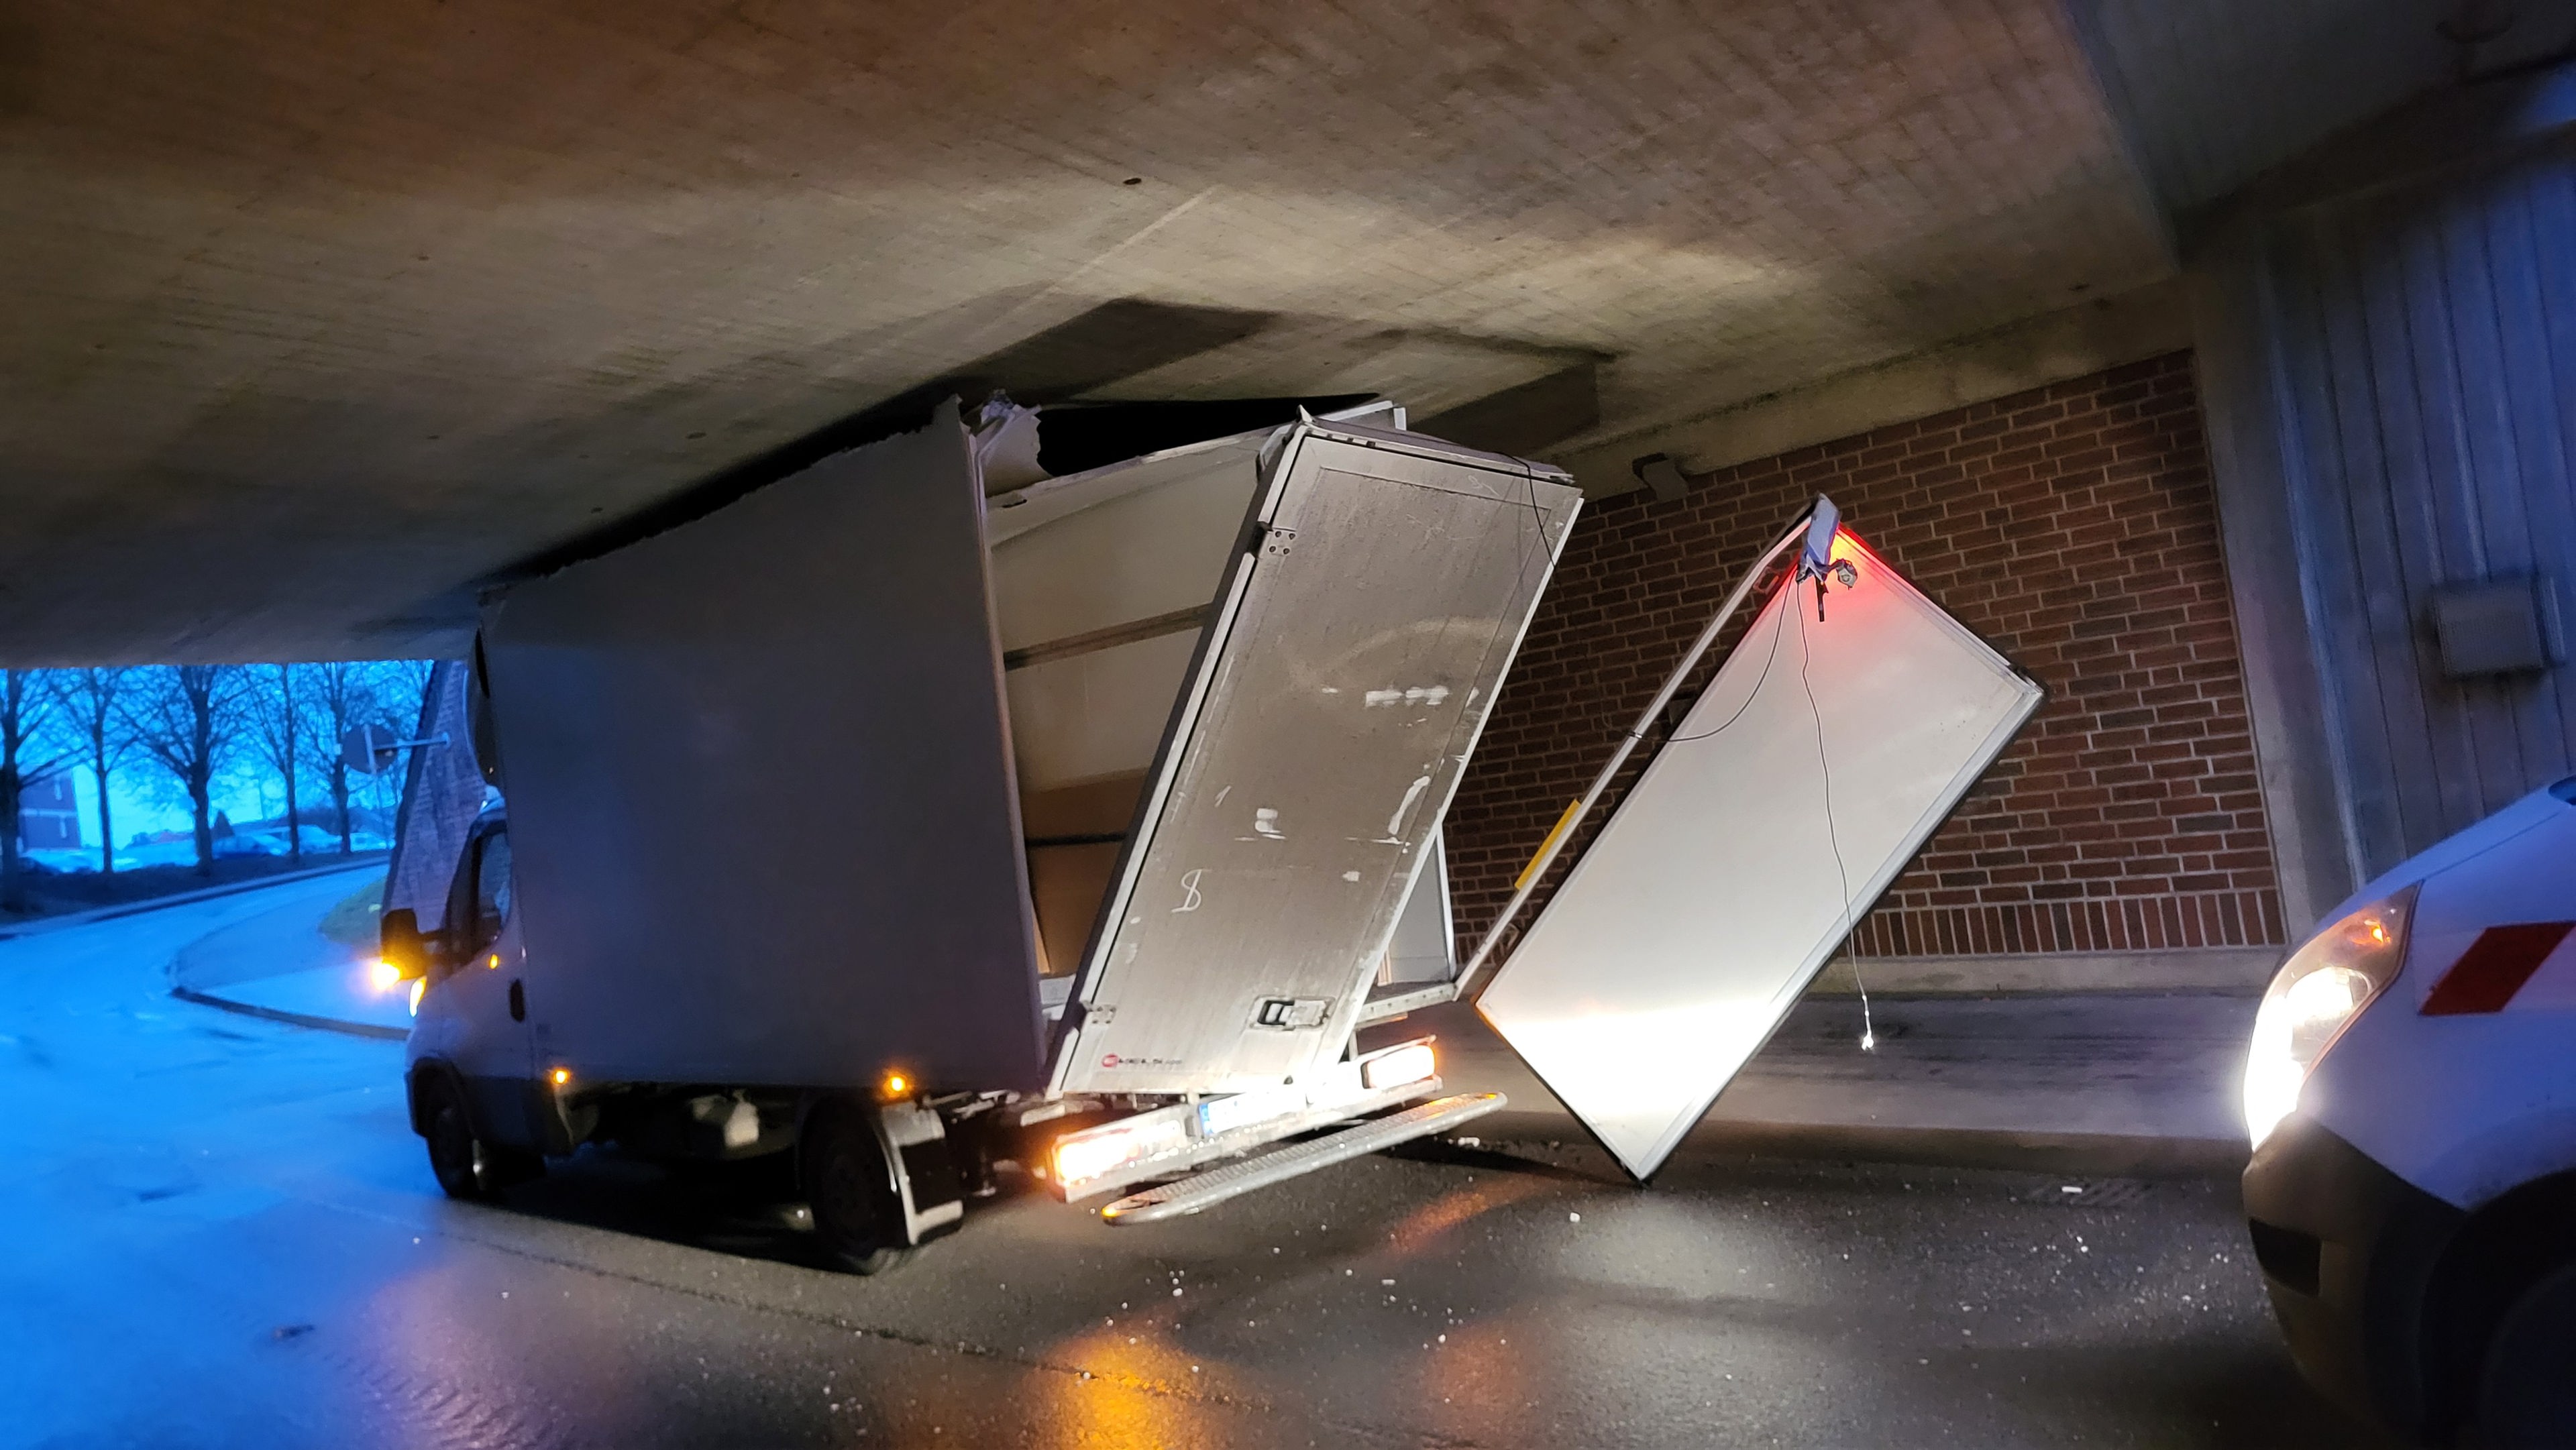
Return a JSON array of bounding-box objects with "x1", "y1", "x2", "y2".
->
[
  {"x1": 367, "y1": 959, "x2": 402, "y2": 992},
  {"x1": 881, "y1": 1072, "x2": 910, "y2": 1099},
  {"x1": 549, "y1": 1067, "x2": 571, "y2": 1088},
  {"x1": 488, "y1": 954, "x2": 501, "y2": 969}
]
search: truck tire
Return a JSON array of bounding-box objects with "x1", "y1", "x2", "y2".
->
[
  {"x1": 2474, "y1": 1262, "x2": 2576, "y2": 1447},
  {"x1": 419, "y1": 1074, "x2": 539, "y2": 1201},
  {"x1": 802, "y1": 1100, "x2": 914, "y2": 1276}
]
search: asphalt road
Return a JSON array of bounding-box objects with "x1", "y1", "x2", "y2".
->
[{"x1": 0, "y1": 877, "x2": 2393, "y2": 1449}]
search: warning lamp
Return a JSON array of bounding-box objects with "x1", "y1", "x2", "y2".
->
[
  {"x1": 367, "y1": 959, "x2": 403, "y2": 993},
  {"x1": 376, "y1": 907, "x2": 431, "y2": 982},
  {"x1": 550, "y1": 1066, "x2": 572, "y2": 1089},
  {"x1": 879, "y1": 1070, "x2": 912, "y2": 1101}
]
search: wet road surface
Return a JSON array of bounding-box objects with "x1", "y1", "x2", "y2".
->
[{"x1": 0, "y1": 878, "x2": 2392, "y2": 1448}]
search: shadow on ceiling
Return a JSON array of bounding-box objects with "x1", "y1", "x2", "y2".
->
[{"x1": 371, "y1": 296, "x2": 1612, "y2": 643}]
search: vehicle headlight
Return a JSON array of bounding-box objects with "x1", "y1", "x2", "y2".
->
[{"x1": 2244, "y1": 886, "x2": 2416, "y2": 1147}]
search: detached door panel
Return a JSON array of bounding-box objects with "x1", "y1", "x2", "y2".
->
[{"x1": 1477, "y1": 532, "x2": 2041, "y2": 1179}]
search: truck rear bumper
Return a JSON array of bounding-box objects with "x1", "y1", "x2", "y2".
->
[
  {"x1": 1102, "y1": 1091, "x2": 1504, "y2": 1223},
  {"x1": 2241, "y1": 1113, "x2": 2464, "y2": 1439},
  {"x1": 1047, "y1": 1070, "x2": 1444, "y2": 1202}
]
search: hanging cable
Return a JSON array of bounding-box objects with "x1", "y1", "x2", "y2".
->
[
  {"x1": 1457, "y1": 502, "x2": 1825, "y2": 994},
  {"x1": 1796, "y1": 588, "x2": 1874, "y2": 1052},
  {"x1": 1662, "y1": 585, "x2": 1794, "y2": 745}
]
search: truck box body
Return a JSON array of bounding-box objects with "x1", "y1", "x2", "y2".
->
[
  {"x1": 477, "y1": 400, "x2": 1578, "y2": 1103},
  {"x1": 480, "y1": 409, "x2": 1049, "y2": 1091}
]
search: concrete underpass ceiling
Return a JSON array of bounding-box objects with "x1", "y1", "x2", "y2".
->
[{"x1": 0, "y1": 0, "x2": 2512, "y2": 663}]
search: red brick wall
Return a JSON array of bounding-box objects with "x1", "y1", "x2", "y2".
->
[{"x1": 1448, "y1": 351, "x2": 2286, "y2": 961}]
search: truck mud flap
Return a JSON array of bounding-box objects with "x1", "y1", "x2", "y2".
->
[
  {"x1": 1051, "y1": 421, "x2": 1580, "y2": 1096},
  {"x1": 1476, "y1": 528, "x2": 2043, "y2": 1180}
]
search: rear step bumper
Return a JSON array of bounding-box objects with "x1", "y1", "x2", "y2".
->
[{"x1": 1100, "y1": 1093, "x2": 1505, "y2": 1225}]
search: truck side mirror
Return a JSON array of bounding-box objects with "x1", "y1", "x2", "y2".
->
[{"x1": 380, "y1": 907, "x2": 431, "y2": 981}]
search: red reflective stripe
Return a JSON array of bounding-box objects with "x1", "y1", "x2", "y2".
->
[{"x1": 2420, "y1": 922, "x2": 2575, "y2": 1015}]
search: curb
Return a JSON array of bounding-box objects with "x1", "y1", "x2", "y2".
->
[
  {"x1": 170, "y1": 985, "x2": 411, "y2": 1042},
  {"x1": 1806, "y1": 947, "x2": 2281, "y2": 997},
  {"x1": 0, "y1": 856, "x2": 386, "y2": 940},
  {"x1": 1464, "y1": 1114, "x2": 2249, "y2": 1180}
]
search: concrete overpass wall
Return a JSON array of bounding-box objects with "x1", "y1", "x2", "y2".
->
[
  {"x1": 1446, "y1": 62, "x2": 2576, "y2": 984},
  {"x1": 1446, "y1": 350, "x2": 2284, "y2": 977},
  {"x1": 2189, "y1": 65, "x2": 2576, "y2": 927}
]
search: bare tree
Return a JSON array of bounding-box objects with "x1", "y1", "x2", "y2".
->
[
  {"x1": 383, "y1": 658, "x2": 435, "y2": 712},
  {"x1": 372, "y1": 657, "x2": 439, "y2": 815},
  {"x1": 298, "y1": 663, "x2": 377, "y2": 853},
  {"x1": 241, "y1": 663, "x2": 307, "y2": 862},
  {"x1": 44, "y1": 668, "x2": 131, "y2": 875},
  {"x1": 1, "y1": 669, "x2": 69, "y2": 909},
  {"x1": 123, "y1": 665, "x2": 246, "y2": 876}
]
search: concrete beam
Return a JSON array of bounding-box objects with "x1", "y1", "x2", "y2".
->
[
  {"x1": 1552, "y1": 280, "x2": 2194, "y2": 498},
  {"x1": 2182, "y1": 229, "x2": 2364, "y2": 937},
  {"x1": 2172, "y1": 60, "x2": 2576, "y2": 932},
  {"x1": 0, "y1": 0, "x2": 2180, "y2": 663}
]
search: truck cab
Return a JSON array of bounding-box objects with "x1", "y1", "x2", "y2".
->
[
  {"x1": 391, "y1": 805, "x2": 961, "y2": 1270},
  {"x1": 394, "y1": 807, "x2": 547, "y2": 1198}
]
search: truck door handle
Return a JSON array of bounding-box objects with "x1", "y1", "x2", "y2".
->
[{"x1": 508, "y1": 979, "x2": 526, "y2": 1022}]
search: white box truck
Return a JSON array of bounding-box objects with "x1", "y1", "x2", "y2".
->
[{"x1": 381, "y1": 398, "x2": 1582, "y2": 1270}]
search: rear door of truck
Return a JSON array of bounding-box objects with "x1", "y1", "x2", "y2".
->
[
  {"x1": 1050, "y1": 421, "x2": 1580, "y2": 1096},
  {"x1": 1475, "y1": 529, "x2": 2043, "y2": 1179}
]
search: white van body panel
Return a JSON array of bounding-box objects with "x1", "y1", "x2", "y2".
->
[
  {"x1": 2301, "y1": 786, "x2": 2576, "y2": 1209},
  {"x1": 408, "y1": 909, "x2": 529, "y2": 1084}
]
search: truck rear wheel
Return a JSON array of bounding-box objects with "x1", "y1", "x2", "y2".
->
[
  {"x1": 419, "y1": 1073, "x2": 539, "y2": 1201},
  {"x1": 802, "y1": 1099, "x2": 914, "y2": 1276},
  {"x1": 2475, "y1": 1262, "x2": 2576, "y2": 1447}
]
